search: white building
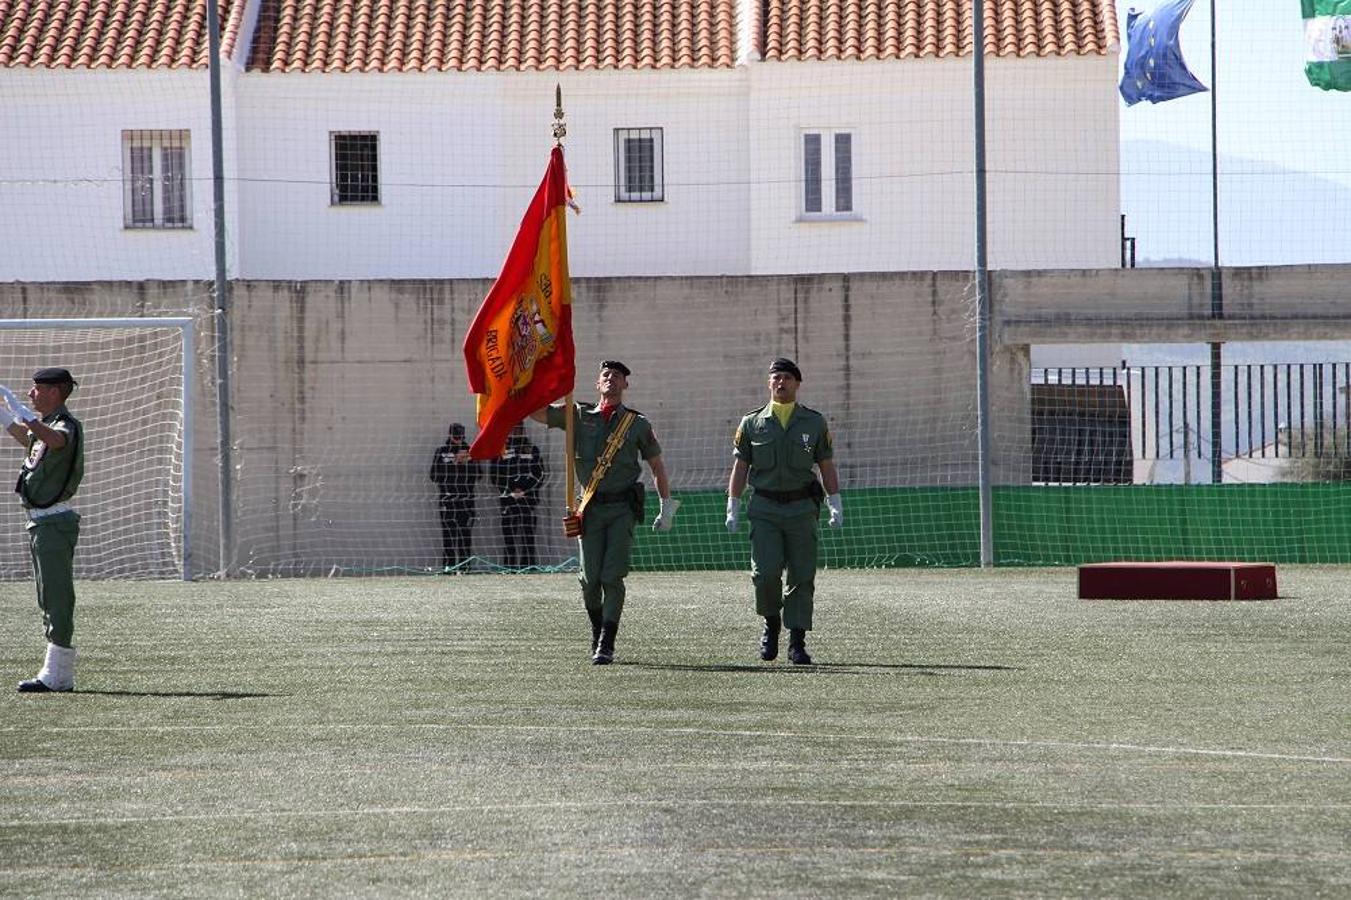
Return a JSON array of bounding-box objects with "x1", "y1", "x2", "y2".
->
[{"x1": 0, "y1": 0, "x2": 1121, "y2": 281}]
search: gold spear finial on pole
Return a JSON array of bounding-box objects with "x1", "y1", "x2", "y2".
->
[
  {"x1": 552, "y1": 83, "x2": 566, "y2": 145},
  {"x1": 551, "y1": 82, "x2": 578, "y2": 533}
]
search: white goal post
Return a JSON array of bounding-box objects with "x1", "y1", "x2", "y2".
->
[{"x1": 0, "y1": 317, "x2": 194, "y2": 581}]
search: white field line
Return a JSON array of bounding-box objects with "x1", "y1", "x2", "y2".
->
[
  {"x1": 2, "y1": 798, "x2": 1351, "y2": 830},
  {"x1": 2, "y1": 720, "x2": 1349, "y2": 765}
]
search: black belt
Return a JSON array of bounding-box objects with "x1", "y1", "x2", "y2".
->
[
  {"x1": 593, "y1": 489, "x2": 632, "y2": 505},
  {"x1": 755, "y1": 485, "x2": 815, "y2": 503}
]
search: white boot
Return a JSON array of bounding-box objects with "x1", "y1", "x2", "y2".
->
[
  {"x1": 18, "y1": 642, "x2": 75, "y2": 693},
  {"x1": 48, "y1": 643, "x2": 76, "y2": 691}
]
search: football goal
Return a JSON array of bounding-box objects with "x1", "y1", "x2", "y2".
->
[{"x1": 0, "y1": 317, "x2": 194, "y2": 580}]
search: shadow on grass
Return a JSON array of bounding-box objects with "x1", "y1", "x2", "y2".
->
[
  {"x1": 620, "y1": 661, "x2": 1019, "y2": 675},
  {"x1": 74, "y1": 689, "x2": 277, "y2": 700}
]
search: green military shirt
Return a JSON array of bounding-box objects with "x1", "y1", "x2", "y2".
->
[
  {"x1": 546, "y1": 402, "x2": 660, "y2": 492},
  {"x1": 733, "y1": 402, "x2": 833, "y2": 493},
  {"x1": 18, "y1": 405, "x2": 84, "y2": 510}
]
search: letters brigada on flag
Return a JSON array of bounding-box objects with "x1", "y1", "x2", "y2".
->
[
  {"x1": 1304, "y1": 0, "x2": 1351, "y2": 90},
  {"x1": 463, "y1": 145, "x2": 575, "y2": 459}
]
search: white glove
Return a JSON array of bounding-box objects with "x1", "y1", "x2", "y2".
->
[
  {"x1": 0, "y1": 385, "x2": 35, "y2": 424},
  {"x1": 826, "y1": 493, "x2": 843, "y2": 528},
  {"x1": 725, "y1": 496, "x2": 740, "y2": 532},
  {"x1": 652, "y1": 496, "x2": 680, "y2": 532}
]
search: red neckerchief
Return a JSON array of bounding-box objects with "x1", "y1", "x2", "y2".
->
[{"x1": 598, "y1": 401, "x2": 620, "y2": 422}]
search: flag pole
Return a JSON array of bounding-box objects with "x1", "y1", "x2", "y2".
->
[
  {"x1": 553, "y1": 85, "x2": 578, "y2": 521},
  {"x1": 972, "y1": 0, "x2": 994, "y2": 567},
  {"x1": 1207, "y1": 0, "x2": 1223, "y2": 484}
]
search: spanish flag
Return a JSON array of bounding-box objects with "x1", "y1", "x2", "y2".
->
[{"x1": 463, "y1": 145, "x2": 575, "y2": 459}]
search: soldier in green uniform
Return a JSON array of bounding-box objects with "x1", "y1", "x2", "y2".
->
[
  {"x1": 726, "y1": 358, "x2": 842, "y2": 665},
  {"x1": 531, "y1": 361, "x2": 677, "y2": 664},
  {"x1": 1, "y1": 368, "x2": 85, "y2": 693}
]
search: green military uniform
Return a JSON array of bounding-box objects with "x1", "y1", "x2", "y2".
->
[
  {"x1": 733, "y1": 402, "x2": 833, "y2": 631},
  {"x1": 546, "y1": 401, "x2": 660, "y2": 624},
  {"x1": 18, "y1": 405, "x2": 84, "y2": 649}
]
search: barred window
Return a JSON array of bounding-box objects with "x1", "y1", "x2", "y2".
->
[
  {"x1": 614, "y1": 128, "x2": 664, "y2": 202},
  {"x1": 801, "y1": 129, "x2": 855, "y2": 218},
  {"x1": 331, "y1": 132, "x2": 380, "y2": 205},
  {"x1": 122, "y1": 130, "x2": 191, "y2": 229}
]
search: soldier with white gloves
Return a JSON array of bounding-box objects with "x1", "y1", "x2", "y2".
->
[
  {"x1": 726, "y1": 358, "x2": 841, "y2": 665},
  {"x1": 2, "y1": 369, "x2": 85, "y2": 693},
  {"x1": 531, "y1": 360, "x2": 677, "y2": 665}
]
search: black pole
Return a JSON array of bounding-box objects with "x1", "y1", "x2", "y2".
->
[
  {"x1": 973, "y1": 1, "x2": 993, "y2": 567},
  {"x1": 1208, "y1": 0, "x2": 1223, "y2": 484},
  {"x1": 206, "y1": 0, "x2": 235, "y2": 572}
]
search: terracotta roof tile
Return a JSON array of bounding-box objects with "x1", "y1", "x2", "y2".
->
[
  {"x1": 247, "y1": 0, "x2": 739, "y2": 72},
  {"x1": 0, "y1": 0, "x2": 244, "y2": 69},
  {"x1": 2, "y1": 0, "x2": 1117, "y2": 72},
  {"x1": 760, "y1": 0, "x2": 1119, "y2": 61}
]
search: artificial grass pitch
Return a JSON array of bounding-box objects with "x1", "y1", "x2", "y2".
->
[{"x1": 1, "y1": 568, "x2": 1348, "y2": 897}]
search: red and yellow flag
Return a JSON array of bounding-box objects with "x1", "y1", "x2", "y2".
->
[{"x1": 463, "y1": 145, "x2": 575, "y2": 459}]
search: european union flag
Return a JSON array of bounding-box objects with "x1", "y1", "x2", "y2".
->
[{"x1": 1119, "y1": 1, "x2": 1209, "y2": 105}]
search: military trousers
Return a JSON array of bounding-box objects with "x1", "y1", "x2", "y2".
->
[
  {"x1": 438, "y1": 497, "x2": 475, "y2": 569},
  {"x1": 748, "y1": 500, "x2": 818, "y2": 631},
  {"x1": 500, "y1": 500, "x2": 539, "y2": 569},
  {"x1": 27, "y1": 511, "x2": 80, "y2": 648},
  {"x1": 578, "y1": 500, "x2": 634, "y2": 624}
]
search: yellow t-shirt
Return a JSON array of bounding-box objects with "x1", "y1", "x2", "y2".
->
[{"x1": 770, "y1": 401, "x2": 796, "y2": 430}]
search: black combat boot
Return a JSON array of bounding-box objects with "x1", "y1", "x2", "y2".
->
[
  {"x1": 759, "y1": 615, "x2": 781, "y2": 661},
  {"x1": 787, "y1": 628, "x2": 813, "y2": 665},
  {"x1": 593, "y1": 621, "x2": 619, "y2": 665},
  {"x1": 587, "y1": 607, "x2": 603, "y2": 656}
]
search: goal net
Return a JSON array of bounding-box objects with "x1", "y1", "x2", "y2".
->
[
  {"x1": 0, "y1": 319, "x2": 193, "y2": 581},
  {"x1": 4, "y1": 3, "x2": 1351, "y2": 577}
]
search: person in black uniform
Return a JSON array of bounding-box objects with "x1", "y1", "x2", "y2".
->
[
  {"x1": 429, "y1": 423, "x2": 481, "y2": 572},
  {"x1": 491, "y1": 423, "x2": 547, "y2": 569}
]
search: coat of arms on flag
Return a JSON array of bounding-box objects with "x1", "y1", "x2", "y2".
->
[{"x1": 463, "y1": 145, "x2": 575, "y2": 458}]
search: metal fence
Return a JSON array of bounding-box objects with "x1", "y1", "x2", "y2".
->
[{"x1": 1032, "y1": 363, "x2": 1351, "y2": 483}]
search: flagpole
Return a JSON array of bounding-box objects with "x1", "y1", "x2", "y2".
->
[
  {"x1": 972, "y1": 0, "x2": 994, "y2": 567},
  {"x1": 1208, "y1": 0, "x2": 1223, "y2": 484},
  {"x1": 553, "y1": 85, "x2": 578, "y2": 522}
]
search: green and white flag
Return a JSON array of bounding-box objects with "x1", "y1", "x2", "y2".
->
[{"x1": 1304, "y1": 0, "x2": 1351, "y2": 90}]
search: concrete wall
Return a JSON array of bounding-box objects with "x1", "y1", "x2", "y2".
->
[
  {"x1": 4, "y1": 264, "x2": 1343, "y2": 576},
  {"x1": 999, "y1": 265, "x2": 1351, "y2": 343},
  {"x1": 214, "y1": 272, "x2": 1020, "y2": 573}
]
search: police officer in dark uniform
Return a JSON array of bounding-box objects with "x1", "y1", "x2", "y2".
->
[
  {"x1": 429, "y1": 423, "x2": 481, "y2": 572},
  {"x1": 1, "y1": 368, "x2": 85, "y2": 692},
  {"x1": 726, "y1": 358, "x2": 842, "y2": 665},
  {"x1": 490, "y1": 423, "x2": 546, "y2": 569}
]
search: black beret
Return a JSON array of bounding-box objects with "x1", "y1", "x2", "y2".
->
[
  {"x1": 600, "y1": 360, "x2": 631, "y2": 378},
  {"x1": 768, "y1": 357, "x2": 802, "y2": 381},
  {"x1": 33, "y1": 367, "x2": 77, "y2": 387},
  {"x1": 448, "y1": 423, "x2": 466, "y2": 440}
]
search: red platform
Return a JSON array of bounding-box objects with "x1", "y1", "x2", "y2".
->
[{"x1": 1078, "y1": 561, "x2": 1277, "y2": 601}]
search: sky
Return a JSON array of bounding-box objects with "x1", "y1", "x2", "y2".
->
[
  {"x1": 1038, "y1": 5, "x2": 1351, "y2": 406},
  {"x1": 1113, "y1": 2, "x2": 1351, "y2": 267}
]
